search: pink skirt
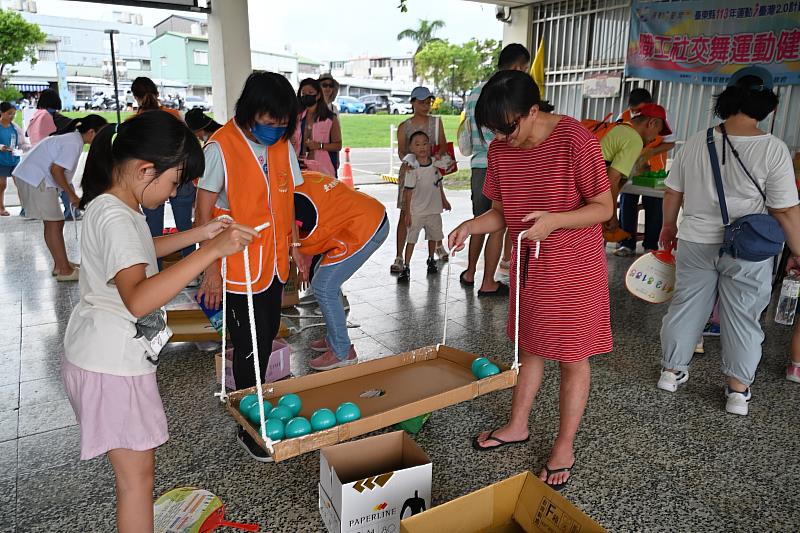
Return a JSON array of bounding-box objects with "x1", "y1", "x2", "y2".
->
[{"x1": 61, "y1": 358, "x2": 169, "y2": 460}]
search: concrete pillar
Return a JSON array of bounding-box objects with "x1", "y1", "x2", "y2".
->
[
  {"x1": 501, "y1": 5, "x2": 533, "y2": 52},
  {"x1": 207, "y1": 0, "x2": 251, "y2": 123}
]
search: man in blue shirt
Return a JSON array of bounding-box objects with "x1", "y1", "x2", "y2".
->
[{"x1": 460, "y1": 43, "x2": 530, "y2": 296}]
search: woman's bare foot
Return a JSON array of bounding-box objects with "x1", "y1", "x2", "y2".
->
[
  {"x1": 539, "y1": 437, "x2": 575, "y2": 487},
  {"x1": 473, "y1": 424, "x2": 529, "y2": 450}
]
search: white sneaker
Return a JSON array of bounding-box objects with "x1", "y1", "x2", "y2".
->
[
  {"x1": 390, "y1": 256, "x2": 404, "y2": 273},
  {"x1": 724, "y1": 386, "x2": 751, "y2": 416},
  {"x1": 694, "y1": 338, "x2": 705, "y2": 354},
  {"x1": 657, "y1": 370, "x2": 689, "y2": 392},
  {"x1": 435, "y1": 245, "x2": 449, "y2": 262}
]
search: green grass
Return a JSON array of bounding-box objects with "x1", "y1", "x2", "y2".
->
[
  {"x1": 12, "y1": 111, "x2": 460, "y2": 149},
  {"x1": 443, "y1": 168, "x2": 472, "y2": 190},
  {"x1": 338, "y1": 114, "x2": 461, "y2": 148}
]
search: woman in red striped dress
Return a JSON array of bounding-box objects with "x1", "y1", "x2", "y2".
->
[{"x1": 449, "y1": 70, "x2": 613, "y2": 490}]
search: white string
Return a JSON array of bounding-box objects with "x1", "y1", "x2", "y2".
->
[
  {"x1": 439, "y1": 249, "x2": 455, "y2": 348},
  {"x1": 514, "y1": 233, "x2": 539, "y2": 373},
  {"x1": 68, "y1": 203, "x2": 78, "y2": 243},
  {"x1": 214, "y1": 256, "x2": 228, "y2": 402}
]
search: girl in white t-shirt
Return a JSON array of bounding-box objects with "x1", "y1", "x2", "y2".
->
[
  {"x1": 13, "y1": 114, "x2": 107, "y2": 280},
  {"x1": 62, "y1": 111, "x2": 258, "y2": 533}
]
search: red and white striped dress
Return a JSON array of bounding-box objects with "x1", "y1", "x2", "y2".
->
[{"x1": 484, "y1": 116, "x2": 612, "y2": 362}]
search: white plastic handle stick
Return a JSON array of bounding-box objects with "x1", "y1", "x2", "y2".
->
[
  {"x1": 69, "y1": 203, "x2": 78, "y2": 243},
  {"x1": 514, "y1": 233, "x2": 539, "y2": 373},
  {"x1": 441, "y1": 250, "x2": 454, "y2": 348}
]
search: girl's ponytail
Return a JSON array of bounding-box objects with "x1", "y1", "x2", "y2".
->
[
  {"x1": 81, "y1": 111, "x2": 204, "y2": 210},
  {"x1": 131, "y1": 76, "x2": 161, "y2": 111},
  {"x1": 55, "y1": 114, "x2": 108, "y2": 136},
  {"x1": 80, "y1": 122, "x2": 116, "y2": 209}
]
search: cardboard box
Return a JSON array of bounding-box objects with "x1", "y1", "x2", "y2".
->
[
  {"x1": 282, "y1": 260, "x2": 300, "y2": 308},
  {"x1": 226, "y1": 345, "x2": 516, "y2": 462},
  {"x1": 319, "y1": 431, "x2": 432, "y2": 533},
  {"x1": 214, "y1": 340, "x2": 292, "y2": 388},
  {"x1": 400, "y1": 472, "x2": 605, "y2": 533}
]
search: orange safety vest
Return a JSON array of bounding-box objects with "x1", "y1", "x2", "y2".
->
[
  {"x1": 208, "y1": 120, "x2": 294, "y2": 294},
  {"x1": 295, "y1": 172, "x2": 386, "y2": 266},
  {"x1": 621, "y1": 109, "x2": 668, "y2": 172}
]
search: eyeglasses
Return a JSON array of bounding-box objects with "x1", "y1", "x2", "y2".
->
[
  {"x1": 490, "y1": 117, "x2": 521, "y2": 136},
  {"x1": 321, "y1": 83, "x2": 334, "y2": 88}
]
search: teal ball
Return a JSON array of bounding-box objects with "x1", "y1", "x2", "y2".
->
[
  {"x1": 245, "y1": 402, "x2": 270, "y2": 425},
  {"x1": 278, "y1": 393, "x2": 302, "y2": 416},
  {"x1": 310, "y1": 408, "x2": 337, "y2": 431},
  {"x1": 475, "y1": 362, "x2": 500, "y2": 379},
  {"x1": 284, "y1": 416, "x2": 312, "y2": 438},
  {"x1": 238, "y1": 394, "x2": 260, "y2": 414},
  {"x1": 263, "y1": 418, "x2": 285, "y2": 440},
  {"x1": 268, "y1": 405, "x2": 293, "y2": 423},
  {"x1": 471, "y1": 357, "x2": 490, "y2": 375},
  {"x1": 335, "y1": 402, "x2": 361, "y2": 424}
]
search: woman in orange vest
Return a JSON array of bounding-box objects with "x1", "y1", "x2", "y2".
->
[
  {"x1": 295, "y1": 171, "x2": 388, "y2": 371},
  {"x1": 195, "y1": 72, "x2": 304, "y2": 461}
]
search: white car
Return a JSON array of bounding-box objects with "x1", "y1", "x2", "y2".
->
[
  {"x1": 185, "y1": 96, "x2": 211, "y2": 111},
  {"x1": 389, "y1": 96, "x2": 413, "y2": 115}
]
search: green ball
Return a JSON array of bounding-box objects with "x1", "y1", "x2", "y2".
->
[
  {"x1": 471, "y1": 357, "x2": 490, "y2": 376},
  {"x1": 310, "y1": 408, "x2": 337, "y2": 431},
  {"x1": 268, "y1": 405, "x2": 293, "y2": 423},
  {"x1": 238, "y1": 394, "x2": 260, "y2": 414},
  {"x1": 475, "y1": 362, "x2": 500, "y2": 379},
  {"x1": 245, "y1": 401, "x2": 271, "y2": 425},
  {"x1": 335, "y1": 402, "x2": 361, "y2": 424},
  {"x1": 278, "y1": 393, "x2": 302, "y2": 416},
  {"x1": 263, "y1": 418, "x2": 285, "y2": 440},
  {"x1": 284, "y1": 416, "x2": 312, "y2": 438}
]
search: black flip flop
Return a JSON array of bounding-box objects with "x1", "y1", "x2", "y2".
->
[
  {"x1": 471, "y1": 429, "x2": 530, "y2": 451},
  {"x1": 477, "y1": 281, "x2": 509, "y2": 297},
  {"x1": 540, "y1": 462, "x2": 575, "y2": 491},
  {"x1": 459, "y1": 270, "x2": 475, "y2": 287}
]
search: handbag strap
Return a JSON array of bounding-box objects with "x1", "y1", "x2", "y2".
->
[
  {"x1": 706, "y1": 127, "x2": 730, "y2": 226},
  {"x1": 719, "y1": 123, "x2": 767, "y2": 202}
]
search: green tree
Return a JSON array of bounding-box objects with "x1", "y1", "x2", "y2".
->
[
  {"x1": 0, "y1": 9, "x2": 47, "y2": 100},
  {"x1": 416, "y1": 38, "x2": 502, "y2": 106},
  {"x1": 397, "y1": 18, "x2": 445, "y2": 80}
]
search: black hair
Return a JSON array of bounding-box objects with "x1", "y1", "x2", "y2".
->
[
  {"x1": 498, "y1": 43, "x2": 531, "y2": 70},
  {"x1": 475, "y1": 70, "x2": 555, "y2": 142},
  {"x1": 131, "y1": 77, "x2": 160, "y2": 111},
  {"x1": 297, "y1": 78, "x2": 334, "y2": 122},
  {"x1": 0, "y1": 102, "x2": 15, "y2": 113},
  {"x1": 55, "y1": 114, "x2": 108, "y2": 135},
  {"x1": 37, "y1": 89, "x2": 61, "y2": 110},
  {"x1": 714, "y1": 75, "x2": 779, "y2": 121},
  {"x1": 234, "y1": 71, "x2": 298, "y2": 140},
  {"x1": 184, "y1": 108, "x2": 222, "y2": 133},
  {"x1": 628, "y1": 88, "x2": 653, "y2": 107},
  {"x1": 409, "y1": 130, "x2": 430, "y2": 143},
  {"x1": 80, "y1": 111, "x2": 204, "y2": 209}
]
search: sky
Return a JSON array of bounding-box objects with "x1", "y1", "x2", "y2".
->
[{"x1": 24, "y1": 0, "x2": 503, "y2": 61}]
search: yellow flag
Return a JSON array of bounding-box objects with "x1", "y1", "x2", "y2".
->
[{"x1": 530, "y1": 38, "x2": 545, "y2": 97}]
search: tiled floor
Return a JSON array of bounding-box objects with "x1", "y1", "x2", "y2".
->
[{"x1": 1, "y1": 185, "x2": 799, "y2": 532}]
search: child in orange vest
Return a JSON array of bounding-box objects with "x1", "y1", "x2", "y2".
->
[{"x1": 295, "y1": 172, "x2": 389, "y2": 371}]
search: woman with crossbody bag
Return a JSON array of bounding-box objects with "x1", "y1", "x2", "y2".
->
[{"x1": 657, "y1": 67, "x2": 800, "y2": 416}]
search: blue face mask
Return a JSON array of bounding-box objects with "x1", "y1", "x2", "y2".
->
[
  {"x1": 251, "y1": 123, "x2": 286, "y2": 146},
  {"x1": 46, "y1": 108, "x2": 57, "y2": 115}
]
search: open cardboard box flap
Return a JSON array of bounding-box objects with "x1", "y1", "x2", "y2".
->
[
  {"x1": 400, "y1": 472, "x2": 605, "y2": 533},
  {"x1": 323, "y1": 431, "x2": 430, "y2": 485},
  {"x1": 226, "y1": 345, "x2": 516, "y2": 461}
]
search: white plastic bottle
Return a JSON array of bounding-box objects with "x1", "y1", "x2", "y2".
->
[{"x1": 775, "y1": 275, "x2": 800, "y2": 325}]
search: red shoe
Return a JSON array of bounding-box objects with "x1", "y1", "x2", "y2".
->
[
  {"x1": 310, "y1": 338, "x2": 329, "y2": 353},
  {"x1": 309, "y1": 346, "x2": 358, "y2": 371}
]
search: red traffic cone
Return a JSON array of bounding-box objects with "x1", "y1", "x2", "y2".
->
[{"x1": 340, "y1": 147, "x2": 354, "y2": 188}]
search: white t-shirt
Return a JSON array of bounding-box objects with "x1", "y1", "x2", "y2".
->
[
  {"x1": 64, "y1": 194, "x2": 162, "y2": 376},
  {"x1": 13, "y1": 131, "x2": 83, "y2": 188},
  {"x1": 666, "y1": 129, "x2": 798, "y2": 244},
  {"x1": 404, "y1": 162, "x2": 444, "y2": 216}
]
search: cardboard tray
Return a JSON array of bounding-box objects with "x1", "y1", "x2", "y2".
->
[
  {"x1": 166, "y1": 307, "x2": 221, "y2": 342},
  {"x1": 226, "y1": 344, "x2": 516, "y2": 462}
]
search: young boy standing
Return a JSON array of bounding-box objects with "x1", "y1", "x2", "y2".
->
[{"x1": 399, "y1": 131, "x2": 451, "y2": 282}]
